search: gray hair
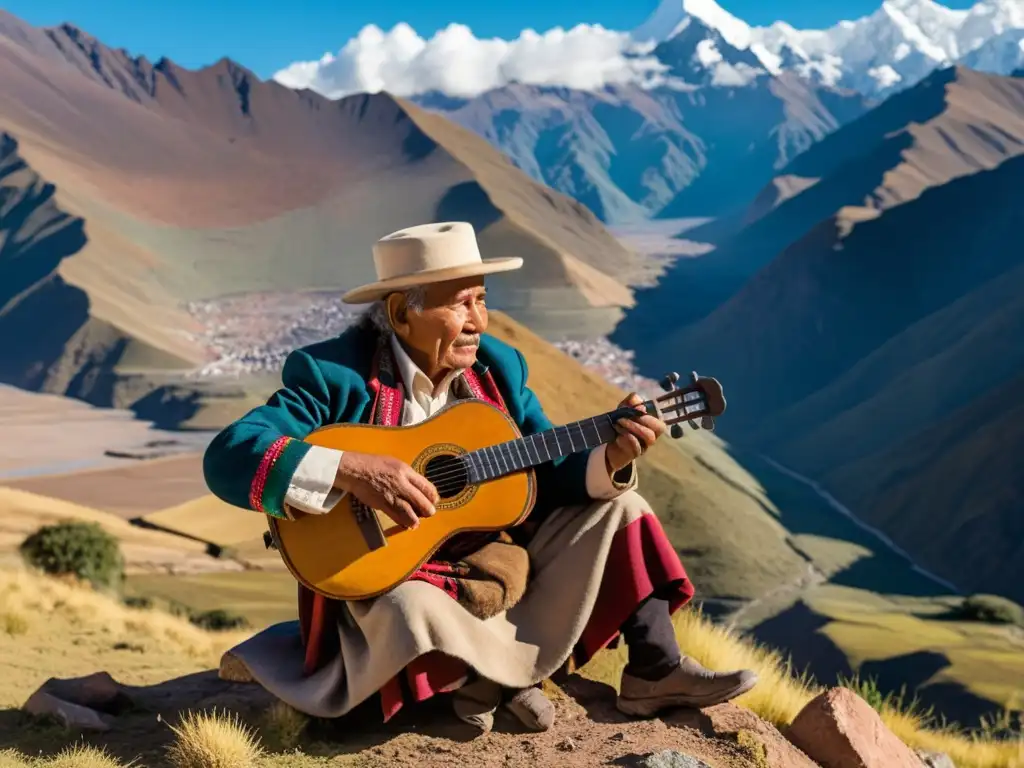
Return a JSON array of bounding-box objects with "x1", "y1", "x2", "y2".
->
[{"x1": 363, "y1": 286, "x2": 426, "y2": 336}]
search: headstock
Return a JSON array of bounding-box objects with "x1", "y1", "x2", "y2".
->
[{"x1": 653, "y1": 371, "x2": 726, "y2": 438}]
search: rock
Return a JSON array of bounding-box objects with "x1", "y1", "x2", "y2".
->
[
  {"x1": 787, "y1": 687, "x2": 926, "y2": 767},
  {"x1": 667, "y1": 702, "x2": 818, "y2": 768},
  {"x1": 39, "y1": 671, "x2": 134, "y2": 714},
  {"x1": 219, "y1": 649, "x2": 256, "y2": 683},
  {"x1": 917, "y1": 751, "x2": 956, "y2": 768},
  {"x1": 632, "y1": 751, "x2": 712, "y2": 768},
  {"x1": 557, "y1": 737, "x2": 578, "y2": 752},
  {"x1": 23, "y1": 691, "x2": 110, "y2": 732}
]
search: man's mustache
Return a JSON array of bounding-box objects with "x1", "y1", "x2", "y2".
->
[{"x1": 454, "y1": 334, "x2": 480, "y2": 347}]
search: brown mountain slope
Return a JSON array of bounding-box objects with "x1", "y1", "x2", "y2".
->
[
  {"x1": 0, "y1": 11, "x2": 639, "y2": 415},
  {"x1": 657, "y1": 151, "x2": 1024, "y2": 430},
  {"x1": 754, "y1": 259, "x2": 1024, "y2": 475},
  {"x1": 824, "y1": 371, "x2": 1024, "y2": 602},
  {"x1": 642, "y1": 151, "x2": 1024, "y2": 600},
  {"x1": 615, "y1": 65, "x2": 1024, "y2": 350}
]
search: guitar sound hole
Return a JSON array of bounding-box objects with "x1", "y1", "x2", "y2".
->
[{"x1": 422, "y1": 454, "x2": 470, "y2": 500}]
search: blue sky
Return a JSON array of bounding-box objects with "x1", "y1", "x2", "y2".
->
[{"x1": 6, "y1": 0, "x2": 977, "y2": 78}]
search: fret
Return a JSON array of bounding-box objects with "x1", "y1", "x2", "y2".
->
[
  {"x1": 574, "y1": 421, "x2": 588, "y2": 450},
  {"x1": 537, "y1": 433, "x2": 551, "y2": 461},
  {"x1": 513, "y1": 440, "x2": 528, "y2": 469},
  {"x1": 460, "y1": 400, "x2": 658, "y2": 484},
  {"x1": 490, "y1": 445, "x2": 505, "y2": 475}
]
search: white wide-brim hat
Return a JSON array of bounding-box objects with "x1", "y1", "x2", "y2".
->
[{"x1": 341, "y1": 221, "x2": 523, "y2": 304}]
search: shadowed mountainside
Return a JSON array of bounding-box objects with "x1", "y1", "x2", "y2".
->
[
  {"x1": 626, "y1": 148, "x2": 1024, "y2": 602},
  {"x1": 614, "y1": 65, "x2": 1024, "y2": 346}
]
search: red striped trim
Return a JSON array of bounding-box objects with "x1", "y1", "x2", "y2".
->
[
  {"x1": 249, "y1": 436, "x2": 291, "y2": 512},
  {"x1": 464, "y1": 367, "x2": 508, "y2": 412}
]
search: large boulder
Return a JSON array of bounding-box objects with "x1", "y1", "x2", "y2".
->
[
  {"x1": 667, "y1": 701, "x2": 819, "y2": 767},
  {"x1": 787, "y1": 687, "x2": 925, "y2": 767}
]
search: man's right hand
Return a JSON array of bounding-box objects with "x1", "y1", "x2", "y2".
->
[{"x1": 333, "y1": 451, "x2": 439, "y2": 530}]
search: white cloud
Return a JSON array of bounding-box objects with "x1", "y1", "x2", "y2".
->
[{"x1": 273, "y1": 22, "x2": 668, "y2": 99}]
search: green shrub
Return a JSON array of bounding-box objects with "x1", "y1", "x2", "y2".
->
[
  {"x1": 189, "y1": 609, "x2": 250, "y2": 631},
  {"x1": 958, "y1": 594, "x2": 1024, "y2": 626},
  {"x1": 19, "y1": 521, "x2": 124, "y2": 592}
]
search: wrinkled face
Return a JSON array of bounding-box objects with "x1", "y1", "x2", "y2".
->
[{"x1": 387, "y1": 276, "x2": 488, "y2": 380}]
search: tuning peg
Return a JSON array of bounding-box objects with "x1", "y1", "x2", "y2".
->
[
  {"x1": 691, "y1": 371, "x2": 700, "y2": 385},
  {"x1": 661, "y1": 372, "x2": 681, "y2": 392},
  {"x1": 689, "y1": 419, "x2": 700, "y2": 430},
  {"x1": 670, "y1": 423, "x2": 685, "y2": 439},
  {"x1": 701, "y1": 415, "x2": 715, "y2": 431}
]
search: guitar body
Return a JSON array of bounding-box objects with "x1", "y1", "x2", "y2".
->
[{"x1": 268, "y1": 399, "x2": 537, "y2": 602}]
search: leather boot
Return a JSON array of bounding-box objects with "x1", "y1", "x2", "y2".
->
[{"x1": 616, "y1": 656, "x2": 758, "y2": 717}]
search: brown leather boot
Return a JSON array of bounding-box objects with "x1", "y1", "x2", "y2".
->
[{"x1": 616, "y1": 656, "x2": 758, "y2": 717}]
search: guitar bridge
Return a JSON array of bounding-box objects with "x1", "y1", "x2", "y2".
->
[{"x1": 353, "y1": 499, "x2": 388, "y2": 552}]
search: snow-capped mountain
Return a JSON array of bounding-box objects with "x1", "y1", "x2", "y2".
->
[
  {"x1": 634, "y1": 0, "x2": 1024, "y2": 97},
  {"x1": 650, "y1": 15, "x2": 768, "y2": 86},
  {"x1": 962, "y1": 27, "x2": 1024, "y2": 72}
]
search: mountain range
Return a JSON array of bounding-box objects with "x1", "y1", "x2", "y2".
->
[
  {"x1": 402, "y1": 0, "x2": 1024, "y2": 223},
  {"x1": 613, "y1": 64, "x2": 1024, "y2": 604},
  {"x1": 0, "y1": 9, "x2": 646, "y2": 421},
  {"x1": 635, "y1": 0, "x2": 1024, "y2": 98}
]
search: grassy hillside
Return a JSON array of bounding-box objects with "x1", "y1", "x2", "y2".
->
[{"x1": 1, "y1": 567, "x2": 1020, "y2": 768}]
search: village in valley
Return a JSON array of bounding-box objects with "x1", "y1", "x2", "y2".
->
[{"x1": 185, "y1": 293, "x2": 660, "y2": 396}]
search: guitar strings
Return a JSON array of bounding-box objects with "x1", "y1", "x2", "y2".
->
[
  {"x1": 415, "y1": 417, "x2": 621, "y2": 489},
  {"x1": 414, "y1": 402, "x2": 707, "y2": 489}
]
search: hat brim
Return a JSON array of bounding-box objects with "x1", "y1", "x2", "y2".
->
[{"x1": 341, "y1": 257, "x2": 523, "y2": 304}]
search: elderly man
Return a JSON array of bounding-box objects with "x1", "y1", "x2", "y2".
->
[{"x1": 203, "y1": 222, "x2": 757, "y2": 733}]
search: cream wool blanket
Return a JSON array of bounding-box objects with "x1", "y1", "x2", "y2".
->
[{"x1": 224, "y1": 489, "x2": 648, "y2": 719}]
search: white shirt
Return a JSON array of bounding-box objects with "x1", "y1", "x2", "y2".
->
[{"x1": 284, "y1": 335, "x2": 627, "y2": 515}]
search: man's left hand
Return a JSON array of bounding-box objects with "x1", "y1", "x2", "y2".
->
[{"x1": 605, "y1": 392, "x2": 667, "y2": 473}]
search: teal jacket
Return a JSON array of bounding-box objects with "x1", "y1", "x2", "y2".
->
[{"x1": 202, "y1": 322, "x2": 598, "y2": 521}]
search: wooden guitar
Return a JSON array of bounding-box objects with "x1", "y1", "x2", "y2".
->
[{"x1": 268, "y1": 371, "x2": 725, "y2": 601}]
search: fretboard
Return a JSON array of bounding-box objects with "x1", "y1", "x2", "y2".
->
[{"x1": 464, "y1": 403, "x2": 650, "y2": 483}]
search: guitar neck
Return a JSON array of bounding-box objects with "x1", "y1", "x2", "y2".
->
[
  {"x1": 464, "y1": 402, "x2": 652, "y2": 483},
  {"x1": 462, "y1": 373, "x2": 722, "y2": 484}
]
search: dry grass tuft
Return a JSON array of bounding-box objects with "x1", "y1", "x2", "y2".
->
[
  {"x1": 2, "y1": 611, "x2": 30, "y2": 637},
  {"x1": 0, "y1": 745, "x2": 131, "y2": 768},
  {"x1": 166, "y1": 709, "x2": 264, "y2": 768},
  {"x1": 42, "y1": 744, "x2": 129, "y2": 768},
  {"x1": 258, "y1": 701, "x2": 309, "y2": 751},
  {"x1": 0, "y1": 749, "x2": 29, "y2": 768}
]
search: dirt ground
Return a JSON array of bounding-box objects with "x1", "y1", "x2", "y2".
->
[{"x1": 0, "y1": 670, "x2": 808, "y2": 768}]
